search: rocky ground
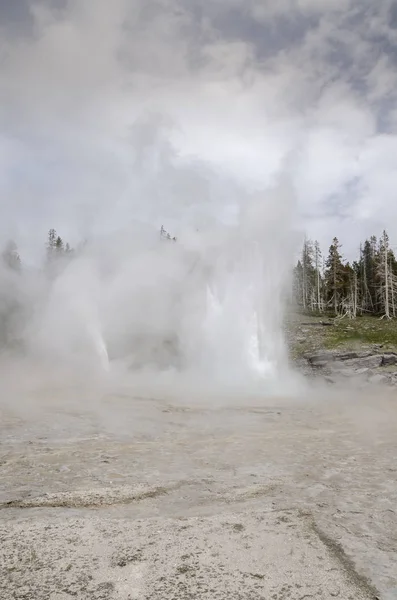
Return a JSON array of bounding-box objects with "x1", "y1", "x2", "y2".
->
[
  {"x1": 288, "y1": 313, "x2": 397, "y2": 387},
  {"x1": 1, "y1": 316, "x2": 397, "y2": 599}
]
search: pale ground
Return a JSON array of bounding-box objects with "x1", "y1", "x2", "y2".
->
[{"x1": 1, "y1": 379, "x2": 396, "y2": 599}]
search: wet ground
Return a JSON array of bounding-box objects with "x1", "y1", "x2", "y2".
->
[{"x1": 1, "y1": 381, "x2": 396, "y2": 599}]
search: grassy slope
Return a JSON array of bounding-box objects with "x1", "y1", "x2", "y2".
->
[{"x1": 286, "y1": 314, "x2": 397, "y2": 359}]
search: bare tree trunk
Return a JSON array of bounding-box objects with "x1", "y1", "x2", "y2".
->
[
  {"x1": 384, "y1": 238, "x2": 390, "y2": 318},
  {"x1": 390, "y1": 262, "x2": 396, "y2": 318},
  {"x1": 314, "y1": 241, "x2": 322, "y2": 313},
  {"x1": 353, "y1": 271, "x2": 358, "y2": 318},
  {"x1": 379, "y1": 231, "x2": 391, "y2": 319},
  {"x1": 302, "y1": 251, "x2": 306, "y2": 311},
  {"x1": 333, "y1": 259, "x2": 338, "y2": 315},
  {"x1": 361, "y1": 244, "x2": 374, "y2": 313}
]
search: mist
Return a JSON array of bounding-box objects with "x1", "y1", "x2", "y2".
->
[
  {"x1": 0, "y1": 1, "x2": 311, "y2": 404},
  {"x1": 0, "y1": 125, "x2": 299, "y2": 401},
  {"x1": 1, "y1": 0, "x2": 395, "y2": 405}
]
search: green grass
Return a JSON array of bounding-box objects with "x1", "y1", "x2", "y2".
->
[
  {"x1": 287, "y1": 314, "x2": 397, "y2": 357},
  {"x1": 324, "y1": 317, "x2": 397, "y2": 349}
]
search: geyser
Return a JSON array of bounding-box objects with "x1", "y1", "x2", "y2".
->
[
  {"x1": 191, "y1": 180, "x2": 294, "y2": 387},
  {"x1": 9, "y1": 119, "x2": 296, "y2": 393},
  {"x1": 31, "y1": 176, "x2": 295, "y2": 391}
]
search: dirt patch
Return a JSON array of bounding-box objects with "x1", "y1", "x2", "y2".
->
[{"x1": 0, "y1": 484, "x2": 183, "y2": 509}]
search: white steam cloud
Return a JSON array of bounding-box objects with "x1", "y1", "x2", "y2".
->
[
  {"x1": 0, "y1": 0, "x2": 395, "y2": 398},
  {"x1": 8, "y1": 144, "x2": 297, "y2": 393}
]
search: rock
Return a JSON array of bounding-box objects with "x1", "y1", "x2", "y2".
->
[
  {"x1": 300, "y1": 350, "x2": 396, "y2": 386},
  {"x1": 310, "y1": 361, "x2": 329, "y2": 370},
  {"x1": 368, "y1": 374, "x2": 389, "y2": 385},
  {"x1": 306, "y1": 352, "x2": 382, "y2": 371},
  {"x1": 342, "y1": 356, "x2": 382, "y2": 369},
  {"x1": 307, "y1": 352, "x2": 336, "y2": 366},
  {"x1": 329, "y1": 585, "x2": 341, "y2": 597},
  {"x1": 389, "y1": 373, "x2": 397, "y2": 385},
  {"x1": 335, "y1": 351, "x2": 372, "y2": 361},
  {"x1": 381, "y1": 354, "x2": 397, "y2": 367},
  {"x1": 300, "y1": 321, "x2": 334, "y2": 327},
  {"x1": 298, "y1": 349, "x2": 397, "y2": 386}
]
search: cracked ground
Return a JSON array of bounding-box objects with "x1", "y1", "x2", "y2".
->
[{"x1": 0, "y1": 383, "x2": 396, "y2": 599}]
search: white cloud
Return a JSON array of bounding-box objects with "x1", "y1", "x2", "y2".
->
[
  {"x1": 251, "y1": 0, "x2": 352, "y2": 20},
  {"x1": 0, "y1": 0, "x2": 397, "y2": 262}
]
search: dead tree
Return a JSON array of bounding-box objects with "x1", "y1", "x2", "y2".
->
[{"x1": 378, "y1": 231, "x2": 392, "y2": 320}]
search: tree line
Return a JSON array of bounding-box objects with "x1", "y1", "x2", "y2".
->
[
  {"x1": 2, "y1": 225, "x2": 176, "y2": 275},
  {"x1": 1, "y1": 229, "x2": 74, "y2": 274},
  {"x1": 293, "y1": 231, "x2": 397, "y2": 319},
  {"x1": 0, "y1": 225, "x2": 176, "y2": 353},
  {"x1": 2, "y1": 228, "x2": 396, "y2": 325},
  {"x1": 46, "y1": 228, "x2": 74, "y2": 261},
  {"x1": 0, "y1": 229, "x2": 75, "y2": 350}
]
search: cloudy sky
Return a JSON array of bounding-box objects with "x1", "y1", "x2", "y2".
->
[{"x1": 1, "y1": 0, "x2": 397, "y2": 264}]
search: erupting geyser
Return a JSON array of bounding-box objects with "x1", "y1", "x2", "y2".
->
[
  {"x1": 196, "y1": 182, "x2": 293, "y2": 387},
  {"x1": 26, "y1": 155, "x2": 295, "y2": 392}
]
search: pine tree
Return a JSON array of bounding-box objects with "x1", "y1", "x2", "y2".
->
[
  {"x1": 340, "y1": 262, "x2": 358, "y2": 318},
  {"x1": 324, "y1": 237, "x2": 345, "y2": 315},
  {"x1": 160, "y1": 225, "x2": 177, "y2": 242},
  {"x1": 292, "y1": 233, "x2": 397, "y2": 319},
  {"x1": 47, "y1": 229, "x2": 57, "y2": 262},
  {"x1": 46, "y1": 229, "x2": 74, "y2": 265},
  {"x1": 351, "y1": 259, "x2": 362, "y2": 315},
  {"x1": 55, "y1": 236, "x2": 64, "y2": 254},
  {"x1": 360, "y1": 240, "x2": 377, "y2": 313}
]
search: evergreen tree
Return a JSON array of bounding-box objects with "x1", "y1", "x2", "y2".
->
[
  {"x1": 160, "y1": 225, "x2": 177, "y2": 242},
  {"x1": 46, "y1": 229, "x2": 74, "y2": 264},
  {"x1": 55, "y1": 236, "x2": 64, "y2": 254},
  {"x1": 341, "y1": 262, "x2": 358, "y2": 318},
  {"x1": 293, "y1": 232, "x2": 397, "y2": 319},
  {"x1": 360, "y1": 240, "x2": 376, "y2": 312},
  {"x1": 47, "y1": 229, "x2": 57, "y2": 262},
  {"x1": 324, "y1": 237, "x2": 345, "y2": 315}
]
